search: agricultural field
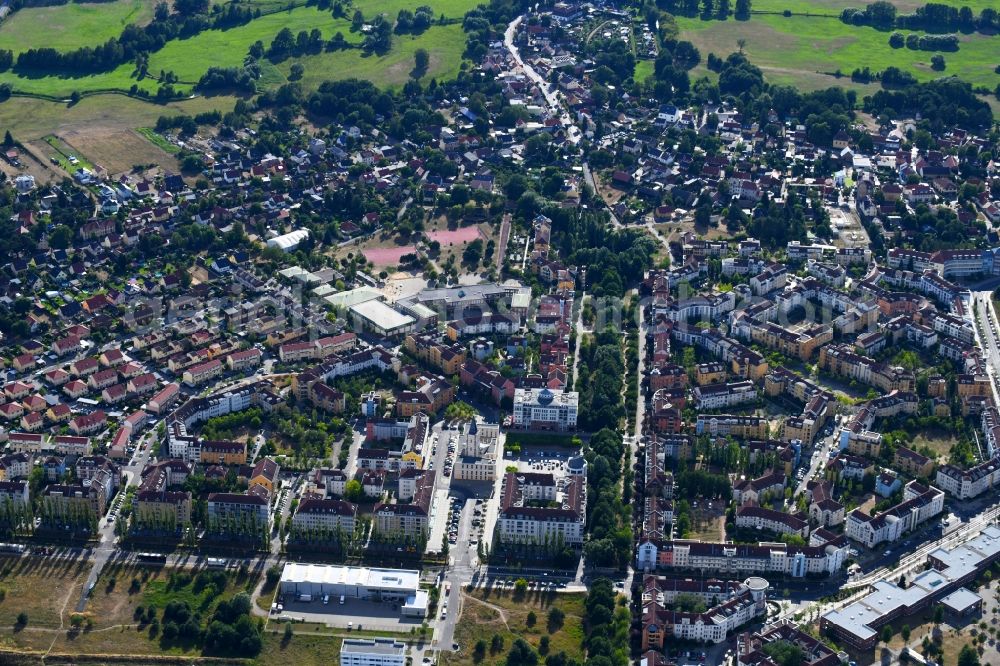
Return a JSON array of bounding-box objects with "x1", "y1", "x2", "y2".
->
[{"x1": 674, "y1": 9, "x2": 1000, "y2": 92}]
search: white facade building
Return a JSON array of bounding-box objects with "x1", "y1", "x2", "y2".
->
[
  {"x1": 341, "y1": 639, "x2": 406, "y2": 666},
  {"x1": 512, "y1": 387, "x2": 578, "y2": 431}
]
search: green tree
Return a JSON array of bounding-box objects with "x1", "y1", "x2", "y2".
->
[
  {"x1": 505, "y1": 638, "x2": 538, "y2": 666},
  {"x1": 958, "y1": 644, "x2": 981, "y2": 666},
  {"x1": 344, "y1": 479, "x2": 364, "y2": 502},
  {"x1": 413, "y1": 48, "x2": 429, "y2": 75},
  {"x1": 48, "y1": 225, "x2": 74, "y2": 249}
]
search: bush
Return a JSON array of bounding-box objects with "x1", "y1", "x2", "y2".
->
[
  {"x1": 162, "y1": 621, "x2": 179, "y2": 640},
  {"x1": 547, "y1": 607, "x2": 565, "y2": 631},
  {"x1": 15, "y1": 612, "x2": 26, "y2": 627}
]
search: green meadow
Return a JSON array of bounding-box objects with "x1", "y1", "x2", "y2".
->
[
  {"x1": 675, "y1": 12, "x2": 1000, "y2": 92},
  {"x1": 0, "y1": 0, "x2": 474, "y2": 98},
  {"x1": 0, "y1": 0, "x2": 158, "y2": 54}
]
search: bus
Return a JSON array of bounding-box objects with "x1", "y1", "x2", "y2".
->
[{"x1": 136, "y1": 552, "x2": 167, "y2": 565}]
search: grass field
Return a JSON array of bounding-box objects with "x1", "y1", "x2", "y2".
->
[
  {"x1": 441, "y1": 589, "x2": 586, "y2": 666},
  {"x1": 273, "y1": 24, "x2": 467, "y2": 90},
  {"x1": 752, "y1": 0, "x2": 1000, "y2": 12},
  {"x1": 148, "y1": 7, "x2": 359, "y2": 84},
  {"x1": 0, "y1": 557, "x2": 88, "y2": 628},
  {"x1": 0, "y1": 0, "x2": 475, "y2": 109},
  {"x1": 0, "y1": 94, "x2": 236, "y2": 141},
  {"x1": 634, "y1": 59, "x2": 655, "y2": 83},
  {"x1": 254, "y1": 632, "x2": 344, "y2": 666},
  {"x1": 135, "y1": 127, "x2": 182, "y2": 154},
  {"x1": 0, "y1": 0, "x2": 158, "y2": 55},
  {"x1": 676, "y1": 13, "x2": 1000, "y2": 92},
  {"x1": 911, "y1": 428, "x2": 959, "y2": 463},
  {"x1": 42, "y1": 134, "x2": 96, "y2": 175}
]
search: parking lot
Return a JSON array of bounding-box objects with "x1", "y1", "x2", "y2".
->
[{"x1": 272, "y1": 594, "x2": 425, "y2": 632}]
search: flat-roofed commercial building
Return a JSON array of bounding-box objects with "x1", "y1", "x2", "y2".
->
[
  {"x1": 349, "y1": 300, "x2": 417, "y2": 338},
  {"x1": 279, "y1": 564, "x2": 428, "y2": 617},
  {"x1": 822, "y1": 525, "x2": 1000, "y2": 649},
  {"x1": 341, "y1": 638, "x2": 406, "y2": 666}
]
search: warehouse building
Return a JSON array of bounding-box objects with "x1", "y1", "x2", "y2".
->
[{"x1": 279, "y1": 564, "x2": 428, "y2": 617}]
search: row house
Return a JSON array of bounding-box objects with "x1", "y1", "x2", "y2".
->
[
  {"x1": 735, "y1": 506, "x2": 809, "y2": 538},
  {"x1": 636, "y1": 537, "x2": 848, "y2": 578},
  {"x1": 181, "y1": 359, "x2": 223, "y2": 387},
  {"x1": 693, "y1": 381, "x2": 757, "y2": 410},
  {"x1": 290, "y1": 498, "x2": 357, "y2": 537}
]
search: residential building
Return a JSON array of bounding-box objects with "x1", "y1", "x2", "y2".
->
[{"x1": 498, "y1": 471, "x2": 586, "y2": 546}]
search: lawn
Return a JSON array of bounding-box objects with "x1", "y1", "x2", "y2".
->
[
  {"x1": 42, "y1": 135, "x2": 96, "y2": 175},
  {"x1": 0, "y1": 0, "x2": 158, "y2": 55},
  {"x1": 910, "y1": 428, "x2": 959, "y2": 463},
  {"x1": 441, "y1": 588, "x2": 586, "y2": 666},
  {"x1": 136, "y1": 128, "x2": 181, "y2": 154},
  {"x1": 676, "y1": 13, "x2": 1000, "y2": 92},
  {"x1": 0, "y1": 556, "x2": 89, "y2": 627},
  {"x1": 634, "y1": 59, "x2": 655, "y2": 83},
  {"x1": 253, "y1": 632, "x2": 344, "y2": 666}
]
